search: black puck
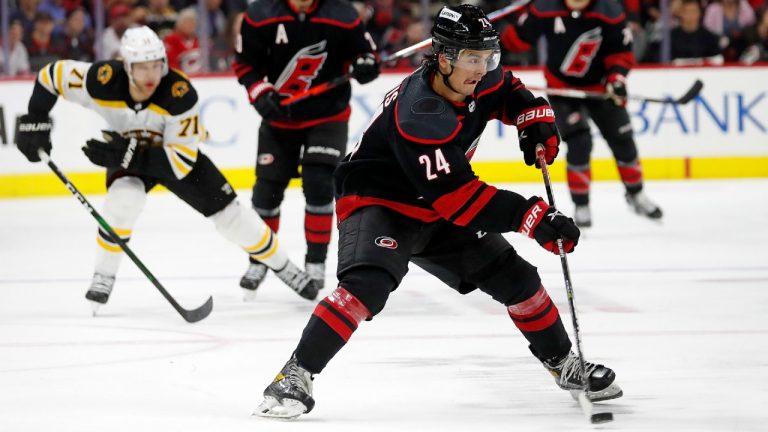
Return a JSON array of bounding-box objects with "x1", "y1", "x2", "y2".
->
[{"x1": 590, "y1": 412, "x2": 614, "y2": 424}]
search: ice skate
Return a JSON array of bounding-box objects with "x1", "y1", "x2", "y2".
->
[
  {"x1": 573, "y1": 205, "x2": 592, "y2": 228},
  {"x1": 305, "y1": 260, "x2": 325, "y2": 291},
  {"x1": 85, "y1": 273, "x2": 115, "y2": 315},
  {"x1": 255, "y1": 354, "x2": 315, "y2": 420},
  {"x1": 275, "y1": 261, "x2": 319, "y2": 300},
  {"x1": 240, "y1": 261, "x2": 268, "y2": 301},
  {"x1": 533, "y1": 348, "x2": 623, "y2": 402},
  {"x1": 626, "y1": 191, "x2": 662, "y2": 220}
]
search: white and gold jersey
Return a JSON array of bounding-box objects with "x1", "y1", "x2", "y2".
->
[{"x1": 37, "y1": 60, "x2": 204, "y2": 179}]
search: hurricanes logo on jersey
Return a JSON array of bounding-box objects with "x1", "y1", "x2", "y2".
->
[
  {"x1": 374, "y1": 236, "x2": 398, "y2": 249},
  {"x1": 275, "y1": 41, "x2": 328, "y2": 96},
  {"x1": 560, "y1": 27, "x2": 603, "y2": 77},
  {"x1": 97, "y1": 64, "x2": 113, "y2": 85}
]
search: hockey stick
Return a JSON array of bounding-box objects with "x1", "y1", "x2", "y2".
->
[
  {"x1": 527, "y1": 79, "x2": 703, "y2": 105},
  {"x1": 280, "y1": 0, "x2": 533, "y2": 106},
  {"x1": 534, "y1": 144, "x2": 613, "y2": 425},
  {"x1": 38, "y1": 149, "x2": 213, "y2": 323}
]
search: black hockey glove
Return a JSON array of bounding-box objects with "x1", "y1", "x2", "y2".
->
[
  {"x1": 349, "y1": 53, "x2": 380, "y2": 84},
  {"x1": 606, "y1": 73, "x2": 628, "y2": 106},
  {"x1": 82, "y1": 131, "x2": 140, "y2": 170},
  {"x1": 15, "y1": 113, "x2": 53, "y2": 162},
  {"x1": 517, "y1": 197, "x2": 580, "y2": 254},
  {"x1": 250, "y1": 83, "x2": 290, "y2": 120},
  {"x1": 515, "y1": 97, "x2": 560, "y2": 167}
]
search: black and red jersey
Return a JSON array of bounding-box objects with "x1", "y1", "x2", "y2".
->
[
  {"x1": 498, "y1": 0, "x2": 634, "y2": 90},
  {"x1": 334, "y1": 65, "x2": 542, "y2": 234},
  {"x1": 234, "y1": 0, "x2": 376, "y2": 128}
]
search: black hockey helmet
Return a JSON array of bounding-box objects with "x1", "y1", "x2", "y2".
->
[
  {"x1": 432, "y1": 5, "x2": 499, "y2": 52},
  {"x1": 431, "y1": 5, "x2": 500, "y2": 71}
]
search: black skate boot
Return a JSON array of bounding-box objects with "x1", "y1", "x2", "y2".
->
[
  {"x1": 85, "y1": 273, "x2": 115, "y2": 315},
  {"x1": 532, "y1": 347, "x2": 623, "y2": 402},
  {"x1": 240, "y1": 260, "x2": 268, "y2": 301},
  {"x1": 275, "y1": 261, "x2": 319, "y2": 301},
  {"x1": 255, "y1": 354, "x2": 315, "y2": 420},
  {"x1": 304, "y1": 260, "x2": 325, "y2": 291},
  {"x1": 626, "y1": 191, "x2": 662, "y2": 220}
]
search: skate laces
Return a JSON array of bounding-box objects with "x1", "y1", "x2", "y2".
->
[
  {"x1": 90, "y1": 274, "x2": 115, "y2": 295},
  {"x1": 628, "y1": 192, "x2": 658, "y2": 213},
  {"x1": 557, "y1": 352, "x2": 598, "y2": 388},
  {"x1": 305, "y1": 262, "x2": 324, "y2": 281},
  {"x1": 285, "y1": 358, "x2": 313, "y2": 394},
  {"x1": 277, "y1": 262, "x2": 311, "y2": 292}
]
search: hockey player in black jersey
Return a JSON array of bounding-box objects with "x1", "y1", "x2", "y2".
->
[
  {"x1": 497, "y1": 0, "x2": 662, "y2": 227},
  {"x1": 234, "y1": 0, "x2": 380, "y2": 296},
  {"x1": 14, "y1": 26, "x2": 318, "y2": 312},
  {"x1": 254, "y1": 5, "x2": 622, "y2": 420}
]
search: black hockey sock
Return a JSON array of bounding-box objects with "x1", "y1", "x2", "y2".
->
[
  {"x1": 295, "y1": 286, "x2": 372, "y2": 373},
  {"x1": 617, "y1": 159, "x2": 643, "y2": 195},
  {"x1": 567, "y1": 165, "x2": 591, "y2": 206},
  {"x1": 507, "y1": 285, "x2": 572, "y2": 359},
  {"x1": 305, "y1": 210, "x2": 332, "y2": 263}
]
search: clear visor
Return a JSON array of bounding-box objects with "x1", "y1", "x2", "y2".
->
[{"x1": 450, "y1": 47, "x2": 502, "y2": 73}]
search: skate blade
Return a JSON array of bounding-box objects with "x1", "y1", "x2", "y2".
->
[
  {"x1": 242, "y1": 289, "x2": 258, "y2": 302},
  {"x1": 569, "y1": 382, "x2": 624, "y2": 402},
  {"x1": 88, "y1": 300, "x2": 103, "y2": 316},
  {"x1": 254, "y1": 397, "x2": 307, "y2": 420}
]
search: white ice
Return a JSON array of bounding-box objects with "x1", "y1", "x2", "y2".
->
[{"x1": 1, "y1": 179, "x2": 767, "y2": 432}]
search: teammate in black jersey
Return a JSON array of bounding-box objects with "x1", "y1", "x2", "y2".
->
[
  {"x1": 254, "y1": 5, "x2": 622, "y2": 420},
  {"x1": 234, "y1": 0, "x2": 380, "y2": 294},
  {"x1": 14, "y1": 26, "x2": 318, "y2": 312},
  {"x1": 497, "y1": 0, "x2": 662, "y2": 227}
]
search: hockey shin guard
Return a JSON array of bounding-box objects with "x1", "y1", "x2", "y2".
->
[
  {"x1": 507, "y1": 285, "x2": 571, "y2": 359},
  {"x1": 304, "y1": 202, "x2": 333, "y2": 263},
  {"x1": 617, "y1": 158, "x2": 644, "y2": 195},
  {"x1": 567, "y1": 163, "x2": 592, "y2": 206},
  {"x1": 95, "y1": 177, "x2": 147, "y2": 276},
  {"x1": 210, "y1": 200, "x2": 288, "y2": 270}
]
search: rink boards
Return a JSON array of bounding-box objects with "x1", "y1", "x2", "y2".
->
[{"x1": 0, "y1": 65, "x2": 766, "y2": 197}]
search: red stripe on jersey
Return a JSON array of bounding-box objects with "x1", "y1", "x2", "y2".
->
[
  {"x1": 395, "y1": 101, "x2": 462, "y2": 145},
  {"x1": 584, "y1": 11, "x2": 625, "y2": 25},
  {"x1": 270, "y1": 106, "x2": 351, "y2": 129},
  {"x1": 604, "y1": 52, "x2": 635, "y2": 71},
  {"x1": 243, "y1": 14, "x2": 294, "y2": 28},
  {"x1": 453, "y1": 185, "x2": 498, "y2": 226},
  {"x1": 432, "y1": 180, "x2": 484, "y2": 220},
  {"x1": 507, "y1": 286, "x2": 550, "y2": 318},
  {"x1": 232, "y1": 61, "x2": 255, "y2": 78},
  {"x1": 326, "y1": 286, "x2": 371, "y2": 323},
  {"x1": 310, "y1": 17, "x2": 362, "y2": 29},
  {"x1": 500, "y1": 26, "x2": 532, "y2": 53},
  {"x1": 476, "y1": 74, "x2": 505, "y2": 99},
  {"x1": 512, "y1": 303, "x2": 561, "y2": 332},
  {"x1": 336, "y1": 196, "x2": 441, "y2": 223},
  {"x1": 313, "y1": 303, "x2": 354, "y2": 341}
]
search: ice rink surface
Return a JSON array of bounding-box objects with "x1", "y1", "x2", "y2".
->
[{"x1": 1, "y1": 179, "x2": 767, "y2": 432}]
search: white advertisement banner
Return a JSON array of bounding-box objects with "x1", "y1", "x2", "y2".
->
[{"x1": 0, "y1": 66, "x2": 766, "y2": 175}]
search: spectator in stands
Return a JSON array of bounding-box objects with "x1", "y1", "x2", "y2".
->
[
  {"x1": 143, "y1": 0, "x2": 178, "y2": 39},
  {"x1": 704, "y1": 0, "x2": 756, "y2": 61},
  {"x1": 0, "y1": 20, "x2": 31, "y2": 76},
  {"x1": 10, "y1": 0, "x2": 41, "y2": 35},
  {"x1": 205, "y1": 0, "x2": 229, "y2": 38},
  {"x1": 25, "y1": 11, "x2": 67, "y2": 72},
  {"x1": 672, "y1": 0, "x2": 725, "y2": 64},
  {"x1": 209, "y1": 11, "x2": 243, "y2": 71},
  {"x1": 60, "y1": 7, "x2": 94, "y2": 62},
  {"x1": 383, "y1": 20, "x2": 427, "y2": 69},
  {"x1": 163, "y1": 7, "x2": 202, "y2": 73},
  {"x1": 38, "y1": 0, "x2": 68, "y2": 35},
  {"x1": 101, "y1": 4, "x2": 135, "y2": 59},
  {"x1": 741, "y1": 6, "x2": 768, "y2": 62}
]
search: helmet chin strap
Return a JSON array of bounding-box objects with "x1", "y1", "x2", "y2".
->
[{"x1": 438, "y1": 63, "x2": 462, "y2": 95}]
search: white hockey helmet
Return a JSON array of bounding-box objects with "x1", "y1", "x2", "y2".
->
[{"x1": 120, "y1": 26, "x2": 169, "y2": 79}]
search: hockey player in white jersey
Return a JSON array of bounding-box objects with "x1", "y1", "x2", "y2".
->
[{"x1": 14, "y1": 26, "x2": 319, "y2": 311}]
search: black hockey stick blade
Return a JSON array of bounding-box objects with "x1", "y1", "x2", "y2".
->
[
  {"x1": 180, "y1": 296, "x2": 214, "y2": 323},
  {"x1": 675, "y1": 79, "x2": 704, "y2": 104}
]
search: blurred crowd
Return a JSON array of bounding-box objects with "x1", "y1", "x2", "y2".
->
[{"x1": 1, "y1": 0, "x2": 767, "y2": 76}]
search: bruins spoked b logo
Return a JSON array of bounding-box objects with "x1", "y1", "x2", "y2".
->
[{"x1": 374, "y1": 236, "x2": 398, "y2": 249}]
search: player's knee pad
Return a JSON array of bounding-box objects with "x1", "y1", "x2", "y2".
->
[
  {"x1": 338, "y1": 266, "x2": 397, "y2": 318},
  {"x1": 302, "y1": 164, "x2": 335, "y2": 206},
  {"x1": 251, "y1": 178, "x2": 288, "y2": 210},
  {"x1": 103, "y1": 176, "x2": 147, "y2": 229},
  {"x1": 476, "y1": 249, "x2": 541, "y2": 306}
]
